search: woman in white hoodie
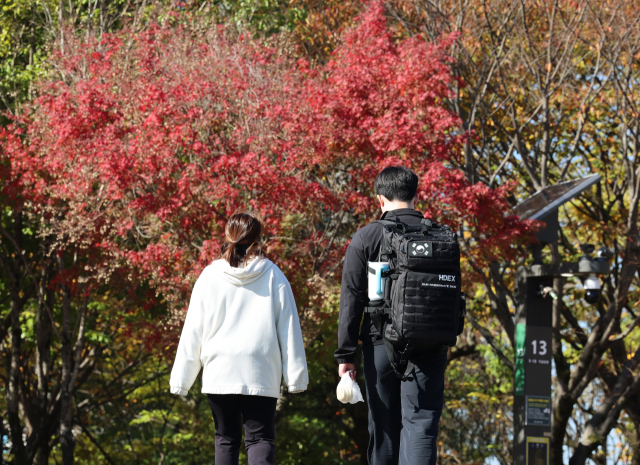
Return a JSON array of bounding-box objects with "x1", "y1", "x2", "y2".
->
[{"x1": 170, "y1": 212, "x2": 309, "y2": 465}]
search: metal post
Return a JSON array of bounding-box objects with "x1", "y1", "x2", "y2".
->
[
  {"x1": 513, "y1": 260, "x2": 609, "y2": 465},
  {"x1": 511, "y1": 175, "x2": 608, "y2": 465},
  {"x1": 514, "y1": 269, "x2": 553, "y2": 465}
]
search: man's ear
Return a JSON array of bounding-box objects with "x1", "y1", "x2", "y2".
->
[
  {"x1": 411, "y1": 193, "x2": 419, "y2": 208},
  {"x1": 376, "y1": 195, "x2": 386, "y2": 208}
]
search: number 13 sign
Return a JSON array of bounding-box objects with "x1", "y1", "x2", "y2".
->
[
  {"x1": 531, "y1": 339, "x2": 547, "y2": 356},
  {"x1": 524, "y1": 325, "x2": 553, "y2": 397}
]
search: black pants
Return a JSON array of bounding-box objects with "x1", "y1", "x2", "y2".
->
[
  {"x1": 362, "y1": 343, "x2": 447, "y2": 465},
  {"x1": 206, "y1": 394, "x2": 277, "y2": 465}
]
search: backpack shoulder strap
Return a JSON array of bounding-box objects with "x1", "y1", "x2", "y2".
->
[
  {"x1": 374, "y1": 217, "x2": 442, "y2": 234},
  {"x1": 370, "y1": 219, "x2": 401, "y2": 261},
  {"x1": 371, "y1": 219, "x2": 400, "y2": 228}
]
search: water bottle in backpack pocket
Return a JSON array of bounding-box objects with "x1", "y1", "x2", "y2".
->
[{"x1": 367, "y1": 262, "x2": 390, "y2": 301}]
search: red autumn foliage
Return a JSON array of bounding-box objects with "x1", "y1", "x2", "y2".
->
[{"x1": 0, "y1": 2, "x2": 535, "y2": 341}]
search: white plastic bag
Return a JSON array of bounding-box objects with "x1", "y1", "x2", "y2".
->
[{"x1": 336, "y1": 372, "x2": 364, "y2": 404}]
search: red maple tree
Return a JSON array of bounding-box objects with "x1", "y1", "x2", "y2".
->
[
  {"x1": 0, "y1": 3, "x2": 537, "y2": 461},
  {"x1": 2, "y1": 0, "x2": 536, "y2": 333}
]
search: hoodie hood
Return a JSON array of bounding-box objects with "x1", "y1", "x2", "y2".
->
[{"x1": 220, "y1": 256, "x2": 272, "y2": 285}]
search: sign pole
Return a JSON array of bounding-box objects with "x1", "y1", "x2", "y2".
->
[
  {"x1": 511, "y1": 176, "x2": 610, "y2": 465},
  {"x1": 514, "y1": 269, "x2": 553, "y2": 465}
]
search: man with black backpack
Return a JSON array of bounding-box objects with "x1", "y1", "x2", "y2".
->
[{"x1": 335, "y1": 166, "x2": 464, "y2": 465}]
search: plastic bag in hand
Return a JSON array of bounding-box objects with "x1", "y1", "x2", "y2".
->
[{"x1": 336, "y1": 372, "x2": 364, "y2": 404}]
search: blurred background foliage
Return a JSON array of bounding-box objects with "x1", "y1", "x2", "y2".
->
[{"x1": 2, "y1": 0, "x2": 640, "y2": 464}]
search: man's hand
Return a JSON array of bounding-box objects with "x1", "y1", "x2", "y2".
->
[{"x1": 339, "y1": 363, "x2": 356, "y2": 380}]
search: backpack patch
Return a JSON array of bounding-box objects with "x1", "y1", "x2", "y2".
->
[{"x1": 410, "y1": 241, "x2": 432, "y2": 257}]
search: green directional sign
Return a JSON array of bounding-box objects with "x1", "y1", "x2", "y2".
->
[{"x1": 515, "y1": 324, "x2": 526, "y2": 396}]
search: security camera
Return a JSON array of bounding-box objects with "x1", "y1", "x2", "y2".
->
[
  {"x1": 596, "y1": 247, "x2": 613, "y2": 262},
  {"x1": 580, "y1": 243, "x2": 596, "y2": 257},
  {"x1": 583, "y1": 274, "x2": 601, "y2": 305}
]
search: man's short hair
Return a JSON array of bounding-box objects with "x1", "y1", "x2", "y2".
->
[{"x1": 374, "y1": 166, "x2": 419, "y2": 202}]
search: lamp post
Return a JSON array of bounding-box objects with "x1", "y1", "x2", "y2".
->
[{"x1": 512, "y1": 174, "x2": 610, "y2": 465}]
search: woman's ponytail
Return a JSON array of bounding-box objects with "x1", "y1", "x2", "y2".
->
[{"x1": 220, "y1": 212, "x2": 265, "y2": 268}]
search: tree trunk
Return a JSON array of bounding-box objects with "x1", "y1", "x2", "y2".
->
[
  {"x1": 570, "y1": 443, "x2": 595, "y2": 465},
  {"x1": 551, "y1": 272, "x2": 570, "y2": 465},
  {"x1": 60, "y1": 340, "x2": 75, "y2": 464},
  {"x1": 34, "y1": 445, "x2": 51, "y2": 465},
  {"x1": 7, "y1": 296, "x2": 28, "y2": 464},
  {"x1": 60, "y1": 274, "x2": 75, "y2": 465},
  {"x1": 35, "y1": 274, "x2": 53, "y2": 464},
  {"x1": 551, "y1": 393, "x2": 574, "y2": 465}
]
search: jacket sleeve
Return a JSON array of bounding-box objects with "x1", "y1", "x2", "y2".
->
[
  {"x1": 334, "y1": 233, "x2": 368, "y2": 364},
  {"x1": 169, "y1": 272, "x2": 206, "y2": 396},
  {"x1": 275, "y1": 278, "x2": 309, "y2": 393}
]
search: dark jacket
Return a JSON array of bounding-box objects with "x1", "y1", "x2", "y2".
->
[{"x1": 334, "y1": 208, "x2": 426, "y2": 364}]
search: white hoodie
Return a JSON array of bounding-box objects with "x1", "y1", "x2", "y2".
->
[{"x1": 170, "y1": 257, "x2": 309, "y2": 398}]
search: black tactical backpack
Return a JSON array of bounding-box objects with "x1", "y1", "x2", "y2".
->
[{"x1": 365, "y1": 218, "x2": 466, "y2": 381}]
